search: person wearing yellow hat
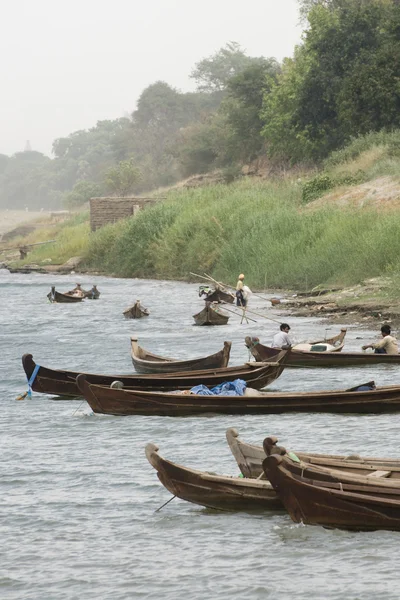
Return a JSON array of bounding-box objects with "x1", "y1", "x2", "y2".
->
[{"x1": 236, "y1": 273, "x2": 246, "y2": 307}]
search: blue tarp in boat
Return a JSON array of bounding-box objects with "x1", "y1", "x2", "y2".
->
[{"x1": 190, "y1": 379, "x2": 247, "y2": 396}]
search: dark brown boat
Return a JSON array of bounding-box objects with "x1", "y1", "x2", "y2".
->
[
  {"x1": 199, "y1": 286, "x2": 235, "y2": 304},
  {"x1": 76, "y1": 357, "x2": 288, "y2": 416},
  {"x1": 245, "y1": 328, "x2": 400, "y2": 367},
  {"x1": 193, "y1": 302, "x2": 229, "y2": 326},
  {"x1": 123, "y1": 300, "x2": 149, "y2": 319},
  {"x1": 83, "y1": 285, "x2": 100, "y2": 299},
  {"x1": 145, "y1": 443, "x2": 282, "y2": 511},
  {"x1": 130, "y1": 337, "x2": 232, "y2": 374},
  {"x1": 263, "y1": 446, "x2": 400, "y2": 532},
  {"x1": 47, "y1": 287, "x2": 84, "y2": 303},
  {"x1": 78, "y1": 374, "x2": 400, "y2": 415},
  {"x1": 22, "y1": 351, "x2": 286, "y2": 398}
]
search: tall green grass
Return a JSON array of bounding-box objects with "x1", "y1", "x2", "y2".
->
[
  {"x1": 83, "y1": 178, "x2": 400, "y2": 290},
  {"x1": 15, "y1": 212, "x2": 90, "y2": 266},
  {"x1": 11, "y1": 130, "x2": 400, "y2": 293}
]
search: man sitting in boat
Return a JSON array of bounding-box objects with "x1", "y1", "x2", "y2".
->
[
  {"x1": 272, "y1": 323, "x2": 292, "y2": 349},
  {"x1": 236, "y1": 274, "x2": 246, "y2": 307},
  {"x1": 362, "y1": 324, "x2": 398, "y2": 354}
]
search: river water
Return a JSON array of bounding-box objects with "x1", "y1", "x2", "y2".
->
[{"x1": 1, "y1": 270, "x2": 399, "y2": 600}]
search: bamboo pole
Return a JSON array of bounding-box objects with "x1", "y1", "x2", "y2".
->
[
  {"x1": 191, "y1": 272, "x2": 283, "y2": 324},
  {"x1": 202, "y1": 272, "x2": 281, "y2": 305}
]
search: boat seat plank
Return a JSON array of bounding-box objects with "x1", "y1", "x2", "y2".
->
[{"x1": 367, "y1": 470, "x2": 391, "y2": 478}]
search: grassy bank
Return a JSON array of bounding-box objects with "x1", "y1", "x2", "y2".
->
[
  {"x1": 82, "y1": 178, "x2": 400, "y2": 291},
  {"x1": 8, "y1": 212, "x2": 90, "y2": 266},
  {"x1": 9, "y1": 130, "x2": 400, "y2": 294}
]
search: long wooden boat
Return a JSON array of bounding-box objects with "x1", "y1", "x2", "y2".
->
[
  {"x1": 22, "y1": 352, "x2": 286, "y2": 398},
  {"x1": 47, "y1": 288, "x2": 84, "y2": 303},
  {"x1": 130, "y1": 337, "x2": 232, "y2": 374},
  {"x1": 145, "y1": 443, "x2": 282, "y2": 511},
  {"x1": 263, "y1": 447, "x2": 400, "y2": 531},
  {"x1": 78, "y1": 377, "x2": 400, "y2": 415},
  {"x1": 227, "y1": 427, "x2": 400, "y2": 478},
  {"x1": 123, "y1": 301, "x2": 149, "y2": 319},
  {"x1": 193, "y1": 303, "x2": 229, "y2": 326},
  {"x1": 245, "y1": 330, "x2": 400, "y2": 367},
  {"x1": 76, "y1": 357, "x2": 288, "y2": 415}
]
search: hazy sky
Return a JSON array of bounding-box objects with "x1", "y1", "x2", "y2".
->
[{"x1": 0, "y1": 0, "x2": 302, "y2": 157}]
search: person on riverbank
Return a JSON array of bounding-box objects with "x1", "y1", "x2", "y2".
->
[
  {"x1": 236, "y1": 274, "x2": 246, "y2": 307},
  {"x1": 272, "y1": 323, "x2": 292, "y2": 349},
  {"x1": 362, "y1": 324, "x2": 398, "y2": 354}
]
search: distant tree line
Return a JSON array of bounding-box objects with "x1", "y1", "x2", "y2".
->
[{"x1": 0, "y1": 0, "x2": 399, "y2": 210}]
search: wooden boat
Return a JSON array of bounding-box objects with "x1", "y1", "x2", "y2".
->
[
  {"x1": 245, "y1": 329, "x2": 400, "y2": 366},
  {"x1": 47, "y1": 287, "x2": 84, "y2": 303},
  {"x1": 130, "y1": 337, "x2": 232, "y2": 374},
  {"x1": 226, "y1": 427, "x2": 400, "y2": 478},
  {"x1": 246, "y1": 328, "x2": 346, "y2": 362},
  {"x1": 22, "y1": 351, "x2": 286, "y2": 398},
  {"x1": 199, "y1": 286, "x2": 235, "y2": 304},
  {"x1": 146, "y1": 438, "x2": 400, "y2": 514},
  {"x1": 145, "y1": 443, "x2": 282, "y2": 511},
  {"x1": 83, "y1": 285, "x2": 100, "y2": 299},
  {"x1": 193, "y1": 302, "x2": 229, "y2": 326},
  {"x1": 76, "y1": 356, "x2": 288, "y2": 415},
  {"x1": 263, "y1": 446, "x2": 400, "y2": 531},
  {"x1": 123, "y1": 300, "x2": 149, "y2": 319},
  {"x1": 77, "y1": 372, "x2": 400, "y2": 414}
]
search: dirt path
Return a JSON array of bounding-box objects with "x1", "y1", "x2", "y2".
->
[{"x1": 0, "y1": 210, "x2": 51, "y2": 240}]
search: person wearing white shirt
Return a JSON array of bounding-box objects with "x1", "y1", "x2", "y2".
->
[{"x1": 272, "y1": 323, "x2": 292, "y2": 349}]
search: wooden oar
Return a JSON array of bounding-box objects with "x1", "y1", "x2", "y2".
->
[{"x1": 218, "y1": 304, "x2": 257, "y2": 323}]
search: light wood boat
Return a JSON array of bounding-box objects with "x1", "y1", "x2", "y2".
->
[{"x1": 130, "y1": 337, "x2": 231, "y2": 374}]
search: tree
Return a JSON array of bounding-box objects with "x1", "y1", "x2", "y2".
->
[
  {"x1": 262, "y1": 0, "x2": 400, "y2": 162},
  {"x1": 63, "y1": 180, "x2": 101, "y2": 209},
  {"x1": 190, "y1": 42, "x2": 263, "y2": 93},
  {"x1": 104, "y1": 159, "x2": 142, "y2": 196},
  {"x1": 220, "y1": 58, "x2": 281, "y2": 161}
]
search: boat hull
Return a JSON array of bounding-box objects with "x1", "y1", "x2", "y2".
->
[
  {"x1": 145, "y1": 444, "x2": 281, "y2": 511},
  {"x1": 130, "y1": 338, "x2": 232, "y2": 374}
]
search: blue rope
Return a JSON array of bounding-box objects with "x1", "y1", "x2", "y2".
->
[{"x1": 27, "y1": 364, "x2": 40, "y2": 398}]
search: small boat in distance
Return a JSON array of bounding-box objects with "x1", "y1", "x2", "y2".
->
[
  {"x1": 123, "y1": 300, "x2": 150, "y2": 319},
  {"x1": 130, "y1": 337, "x2": 232, "y2": 374},
  {"x1": 83, "y1": 285, "x2": 100, "y2": 299},
  {"x1": 198, "y1": 285, "x2": 235, "y2": 304},
  {"x1": 47, "y1": 286, "x2": 84, "y2": 303},
  {"x1": 193, "y1": 302, "x2": 229, "y2": 326}
]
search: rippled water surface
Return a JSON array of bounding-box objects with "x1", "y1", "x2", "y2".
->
[{"x1": 1, "y1": 271, "x2": 400, "y2": 599}]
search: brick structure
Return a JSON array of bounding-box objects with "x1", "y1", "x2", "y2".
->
[{"x1": 89, "y1": 197, "x2": 159, "y2": 231}]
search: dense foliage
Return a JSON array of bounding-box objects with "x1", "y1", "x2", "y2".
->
[{"x1": 1, "y1": 1, "x2": 400, "y2": 209}]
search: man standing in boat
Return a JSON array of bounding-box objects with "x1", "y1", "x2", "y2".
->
[
  {"x1": 272, "y1": 323, "x2": 292, "y2": 349},
  {"x1": 362, "y1": 324, "x2": 398, "y2": 354},
  {"x1": 236, "y1": 274, "x2": 246, "y2": 307}
]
